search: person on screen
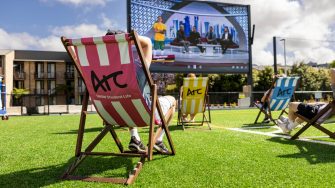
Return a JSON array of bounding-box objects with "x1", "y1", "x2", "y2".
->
[
  {"x1": 220, "y1": 26, "x2": 233, "y2": 54},
  {"x1": 205, "y1": 26, "x2": 217, "y2": 44},
  {"x1": 176, "y1": 25, "x2": 190, "y2": 53},
  {"x1": 153, "y1": 16, "x2": 166, "y2": 55},
  {"x1": 105, "y1": 30, "x2": 176, "y2": 154},
  {"x1": 189, "y1": 26, "x2": 204, "y2": 53}
]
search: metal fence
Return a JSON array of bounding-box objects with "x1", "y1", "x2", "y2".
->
[{"x1": 4, "y1": 90, "x2": 335, "y2": 115}]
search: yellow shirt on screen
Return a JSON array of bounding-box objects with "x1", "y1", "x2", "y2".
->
[{"x1": 153, "y1": 22, "x2": 166, "y2": 41}]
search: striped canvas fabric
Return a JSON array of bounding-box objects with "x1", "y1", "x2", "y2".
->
[
  {"x1": 68, "y1": 34, "x2": 151, "y2": 127},
  {"x1": 181, "y1": 77, "x2": 208, "y2": 114},
  {"x1": 269, "y1": 77, "x2": 300, "y2": 111}
]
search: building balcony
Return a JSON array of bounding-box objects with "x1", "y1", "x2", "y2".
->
[
  {"x1": 64, "y1": 72, "x2": 74, "y2": 80},
  {"x1": 14, "y1": 71, "x2": 25, "y2": 80}
]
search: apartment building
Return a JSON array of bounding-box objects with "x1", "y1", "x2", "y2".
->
[{"x1": 0, "y1": 50, "x2": 85, "y2": 109}]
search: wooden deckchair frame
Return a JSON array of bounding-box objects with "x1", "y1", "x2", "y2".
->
[
  {"x1": 177, "y1": 78, "x2": 211, "y2": 130},
  {"x1": 291, "y1": 100, "x2": 335, "y2": 140},
  {"x1": 254, "y1": 76, "x2": 299, "y2": 125},
  {"x1": 60, "y1": 31, "x2": 175, "y2": 185}
]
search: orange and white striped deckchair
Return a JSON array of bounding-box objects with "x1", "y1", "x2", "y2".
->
[
  {"x1": 61, "y1": 31, "x2": 175, "y2": 185},
  {"x1": 177, "y1": 77, "x2": 211, "y2": 130}
]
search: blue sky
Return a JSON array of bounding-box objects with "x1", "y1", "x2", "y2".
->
[
  {"x1": 0, "y1": 0, "x2": 127, "y2": 37},
  {"x1": 0, "y1": 0, "x2": 334, "y2": 65}
]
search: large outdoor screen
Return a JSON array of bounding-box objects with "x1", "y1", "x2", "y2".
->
[{"x1": 127, "y1": 0, "x2": 251, "y2": 73}]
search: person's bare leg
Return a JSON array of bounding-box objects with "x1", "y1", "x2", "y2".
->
[
  {"x1": 164, "y1": 96, "x2": 176, "y2": 125},
  {"x1": 190, "y1": 113, "x2": 197, "y2": 122},
  {"x1": 138, "y1": 36, "x2": 152, "y2": 66},
  {"x1": 288, "y1": 102, "x2": 300, "y2": 122}
]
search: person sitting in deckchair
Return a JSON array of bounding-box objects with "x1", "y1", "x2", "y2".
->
[
  {"x1": 181, "y1": 73, "x2": 197, "y2": 122},
  {"x1": 106, "y1": 30, "x2": 176, "y2": 153},
  {"x1": 258, "y1": 74, "x2": 287, "y2": 123},
  {"x1": 276, "y1": 69, "x2": 335, "y2": 133}
]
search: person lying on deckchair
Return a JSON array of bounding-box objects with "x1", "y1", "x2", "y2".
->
[
  {"x1": 276, "y1": 69, "x2": 335, "y2": 133},
  {"x1": 106, "y1": 30, "x2": 176, "y2": 154}
]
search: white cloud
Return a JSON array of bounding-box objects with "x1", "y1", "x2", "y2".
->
[
  {"x1": 247, "y1": 0, "x2": 335, "y2": 65},
  {"x1": 2, "y1": 0, "x2": 335, "y2": 65},
  {"x1": 51, "y1": 23, "x2": 106, "y2": 38},
  {"x1": 41, "y1": 0, "x2": 113, "y2": 6},
  {"x1": 0, "y1": 29, "x2": 38, "y2": 50},
  {"x1": 0, "y1": 12, "x2": 124, "y2": 51},
  {"x1": 0, "y1": 23, "x2": 107, "y2": 51},
  {"x1": 0, "y1": 28, "x2": 67, "y2": 51},
  {"x1": 99, "y1": 13, "x2": 125, "y2": 32}
]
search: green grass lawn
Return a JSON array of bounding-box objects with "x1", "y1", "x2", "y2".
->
[{"x1": 1, "y1": 109, "x2": 335, "y2": 187}]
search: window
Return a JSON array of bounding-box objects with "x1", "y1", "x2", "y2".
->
[
  {"x1": 35, "y1": 80, "x2": 44, "y2": 94},
  {"x1": 14, "y1": 81, "x2": 24, "y2": 89},
  {"x1": 13, "y1": 62, "x2": 24, "y2": 79},
  {"x1": 47, "y1": 63, "x2": 56, "y2": 78},
  {"x1": 66, "y1": 62, "x2": 74, "y2": 73},
  {"x1": 35, "y1": 63, "x2": 44, "y2": 79},
  {"x1": 78, "y1": 77, "x2": 85, "y2": 93},
  {"x1": 47, "y1": 80, "x2": 56, "y2": 94}
]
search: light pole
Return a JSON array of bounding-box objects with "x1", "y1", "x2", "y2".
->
[{"x1": 280, "y1": 38, "x2": 287, "y2": 75}]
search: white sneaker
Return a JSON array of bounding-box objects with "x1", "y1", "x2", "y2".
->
[
  {"x1": 276, "y1": 119, "x2": 290, "y2": 133},
  {"x1": 279, "y1": 116, "x2": 289, "y2": 123}
]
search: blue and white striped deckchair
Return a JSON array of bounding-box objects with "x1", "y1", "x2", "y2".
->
[
  {"x1": 254, "y1": 76, "x2": 300, "y2": 124},
  {"x1": 0, "y1": 76, "x2": 8, "y2": 120}
]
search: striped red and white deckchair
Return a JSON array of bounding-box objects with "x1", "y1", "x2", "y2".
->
[{"x1": 61, "y1": 31, "x2": 175, "y2": 185}]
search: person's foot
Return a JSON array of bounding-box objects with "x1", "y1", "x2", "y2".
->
[
  {"x1": 128, "y1": 136, "x2": 146, "y2": 153},
  {"x1": 262, "y1": 118, "x2": 270, "y2": 123},
  {"x1": 279, "y1": 116, "x2": 289, "y2": 124},
  {"x1": 154, "y1": 141, "x2": 169, "y2": 154},
  {"x1": 182, "y1": 117, "x2": 189, "y2": 122},
  {"x1": 276, "y1": 119, "x2": 290, "y2": 133}
]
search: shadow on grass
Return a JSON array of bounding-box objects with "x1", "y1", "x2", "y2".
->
[
  {"x1": 0, "y1": 156, "x2": 137, "y2": 187},
  {"x1": 53, "y1": 126, "x2": 129, "y2": 135},
  {"x1": 267, "y1": 137, "x2": 335, "y2": 164},
  {"x1": 242, "y1": 123, "x2": 276, "y2": 128}
]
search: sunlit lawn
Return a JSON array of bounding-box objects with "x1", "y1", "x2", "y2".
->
[{"x1": 1, "y1": 109, "x2": 335, "y2": 187}]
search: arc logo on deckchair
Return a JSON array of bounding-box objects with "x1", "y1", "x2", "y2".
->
[
  {"x1": 91, "y1": 70, "x2": 127, "y2": 92},
  {"x1": 61, "y1": 31, "x2": 175, "y2": 185},
  {"x1": 254, "y1": 76, "x2": 300, "y2": 124}
]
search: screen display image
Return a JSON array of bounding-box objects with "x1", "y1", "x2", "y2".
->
[{"x1": 128, "y1": 0, "x2": 251, "y2": 73}]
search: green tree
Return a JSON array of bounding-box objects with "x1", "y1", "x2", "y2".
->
[
  {"x1": 253, "y1": 66, "x2": 274, "y2": 91},
  {"x1": 290, "y1": 62, "x2": 330, "y2": 91},
  {"x1": 328, "y1": 60, "x2": 335, "y2": 68},
  {"x1": 12, "y1": 88, "x2": 29, "y2": 106},
  {"x1": 12, "y1": 88, "x2": 29, "y2": 99}
]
